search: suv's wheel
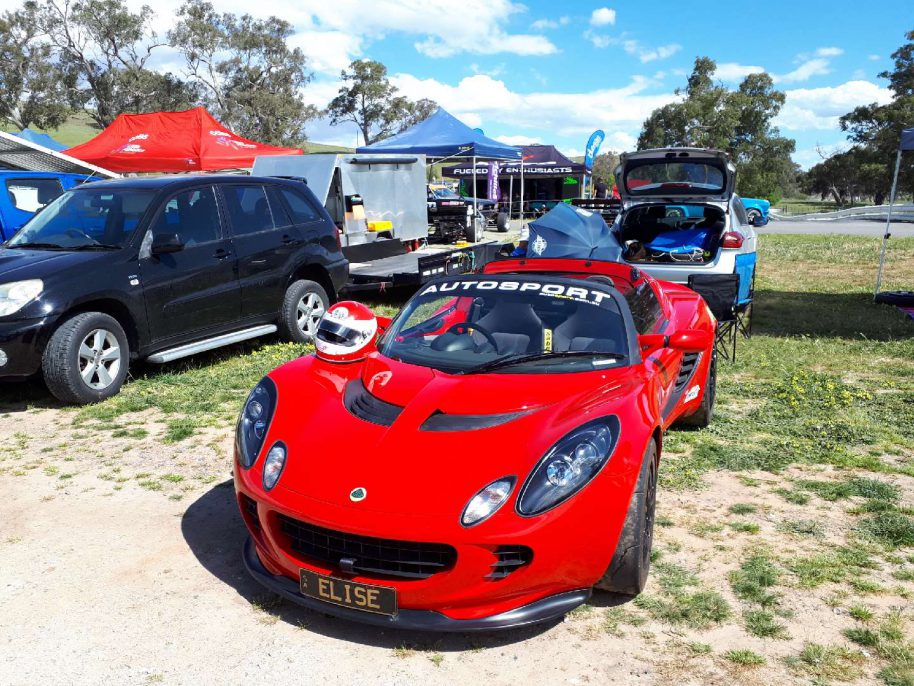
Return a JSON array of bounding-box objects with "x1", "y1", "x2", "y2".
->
[
  {"x1": 280, "y1": 279, "x2": 329, "y2": 343},
  {"x1": 595, "y1": 439, "x2": 658, "y2": 595},
  {"x1": 42, "y1": 312, "x2": 130, "y2": 405}
]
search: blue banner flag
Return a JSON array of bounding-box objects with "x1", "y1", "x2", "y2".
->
[{"x1": 584, "y1": 130, "x2": 605, "y2": 171}]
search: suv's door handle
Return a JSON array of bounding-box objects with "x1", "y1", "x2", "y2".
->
[
  {"x1": 213, "y1": 248, "x2": 231, "y2": 260},
  {"x1": 281, "y1": 234, "x2": 302, "y2": 246}
]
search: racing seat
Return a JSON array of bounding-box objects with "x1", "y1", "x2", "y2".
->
[
  {"x1": 474, "y1": 301, "x2": 544, "y2": 355},
  {"x1": 687, "y1": 274, "x2": 741, "y2": 362},
  {"x1": 553, "y1": 305, "x2": 623, "y2": 352}
]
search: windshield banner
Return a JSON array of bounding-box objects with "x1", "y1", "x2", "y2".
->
[
  {"x1": 584, "y1": 130, "x2": 605, "y2": 172},
  {"x1": 421, "y1": 279, "x2": 614, "y2": 307}
]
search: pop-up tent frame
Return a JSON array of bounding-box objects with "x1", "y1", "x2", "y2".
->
[
  {"x1": 356, "y1": 108, "x2": 521, "y2": 230},
  {"x1": 875, "y1": 126, "x2": 914, "y2": 298}
]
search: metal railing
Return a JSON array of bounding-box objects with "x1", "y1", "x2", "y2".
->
[{"x1": 770, "y1": 203, "x2": 914, "y2": 222}]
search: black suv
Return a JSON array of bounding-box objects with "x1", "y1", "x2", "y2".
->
[{"x1": 0, "y1": 175, "x2": 347, "y2": 404}]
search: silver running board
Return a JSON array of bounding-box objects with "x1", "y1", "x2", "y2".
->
[{"x1": 146, "y1": 325, "x2": 278, "y2": 364}]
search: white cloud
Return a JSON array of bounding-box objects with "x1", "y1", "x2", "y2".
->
[
  {"x1": 606, "y1": 131, "x2": 636, "y2": 151},
  {"x1": 389, "y1": 72, "x2": 678, "y2": 142},
  {"x1": 868, "y1": 54, "x2": 881, "y2": 61},
  {"x1": 288, "y1": 30, "x2": 363, "y2": 75},
  {"x1": 623, "y1": 40, "x2": 681, "y2": 63},
  {"x1": 816, "y1": 47, "x2": 844, "y2": 57},
  {"x1": 495, "y1": 135, "x2": 543, "y2": 145},
  {"x1": 531, "y1": 16, "x2": 569, "y2": 30},
  {"x1": 590, "y1": 7, "x2": 617, "y2": 26},
  {"x1": 792, "y1": 143, "x2": 846, "y2": 170},
  {"x1": 585, "y1": 30, "x2": 613, "y2": 49},
  {"x1": 715, "y1": 62, "x2": 766, "y2": 81},
  {"x1": 775, "y1": 79, "x2": 893, "y2": 131},
  {"x1": 774, "y1": 58, "x2": 831, "y2": 83}
]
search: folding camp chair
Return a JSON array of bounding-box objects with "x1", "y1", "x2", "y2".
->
[{"x1": 688, "y1": 274, "x2": 740, "y2": 362}]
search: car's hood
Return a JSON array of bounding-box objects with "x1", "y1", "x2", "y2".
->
[
  {"x1": 0, "y1": 247, "x2": 112, "y2": 282},
  {"x1": 614, "y1": 148, "x2": 735, "y2": 202},
  {"x1": 265, "y1": 353, "x2": 642, "y2": 516}
]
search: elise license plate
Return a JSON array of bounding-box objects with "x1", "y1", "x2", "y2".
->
[{"x1": 299, "y1": 569, "x2": 397, "y2": 616}]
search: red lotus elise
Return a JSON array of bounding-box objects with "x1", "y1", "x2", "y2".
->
[{"x1": 233, "y1": 258, "x2": 717, "y2": 631}]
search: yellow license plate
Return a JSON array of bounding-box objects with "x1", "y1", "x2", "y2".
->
[{"x1": 299, "y1": 569, "x2": 397, "y2": 616}]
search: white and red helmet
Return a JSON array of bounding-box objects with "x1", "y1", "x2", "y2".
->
[{"x1": 315, "y1": 301, "x2": 378, "y2": 362}]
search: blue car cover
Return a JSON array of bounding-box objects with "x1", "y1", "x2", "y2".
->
[{"x1": 645, "y1": 227, "x2": 712, "y2": 255}]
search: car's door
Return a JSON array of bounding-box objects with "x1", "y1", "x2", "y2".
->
[
  {"x1": 220, "y1": 183, "x2": 304, "y2": 319},
  {"x1": 139, "y1": 185, "x2": 241, "y2": 343}
]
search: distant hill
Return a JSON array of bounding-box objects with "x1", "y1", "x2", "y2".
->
[{"x1": 3, "y1": 113, "x2": 352, "y2": 153}]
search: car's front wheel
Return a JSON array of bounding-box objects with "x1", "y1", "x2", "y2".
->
[
  {"x1": 42, "y1": 312, "x2": 130, "y2": 404},
  {"x1": 595, "y1": 438, "x2": 658, "y2": 596},
  {"x1": 279, "y1": 279, "x2": 329, "y2": 343},
  {"x1": 746, "y1": 208, "x2": 763, "y2": 225}
]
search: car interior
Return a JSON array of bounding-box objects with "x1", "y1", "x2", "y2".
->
[{"x1": 618, "y1": 203, "x2": 726, "y2": 264}]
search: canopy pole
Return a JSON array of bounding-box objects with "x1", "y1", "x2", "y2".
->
[
  {"x1": 520, "y1": 160, "x2": 525, "y2": 225},
  {"x1": 508, "y1": 173, "x2": 514, "y2": 224},
  {"x1": 472, "y1": 155, "x2": 478, "y2": 239},
  {"x1": 875, "y1": 147, "x2": 903, "y2": 298}
]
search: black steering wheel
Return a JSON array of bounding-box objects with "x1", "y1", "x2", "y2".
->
[{"x1": 445, "y1": 322, "x2": 499, "y2": 353}]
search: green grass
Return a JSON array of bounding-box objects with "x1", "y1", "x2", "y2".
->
[
  {"x1": 858, "y1": 511, "x2": 914, "y2": 549},
  {"x1": 744, "y1": 609, "x2": 789, "y2": 639},
  {"x1": 724, "y1": 649, "x2": 766, "y2": 666},
  {"x1": 786, "y1": 643, "x2": 866, "y2": 682},
  {"x1": 728, "y1": 503, "x2": 758, "y2": 515},
  {"x1": 729, "y1": 551, "x2": 781, "y2": 607}
]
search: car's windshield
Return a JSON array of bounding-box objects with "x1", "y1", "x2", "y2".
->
[
  {"x1": 7, "y1": 187, "x2": 155, "y2": 250},
  {"x1": 377, "y1": 275, "x2": 629, "y2": 374},
  {"x1": 431, "y1": 186, "x2": 462, "y2": 200},
  {"x1": 625, "y1": 161, "x2": 725, "y2": 195}
]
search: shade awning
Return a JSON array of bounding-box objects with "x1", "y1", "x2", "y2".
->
[
  {"x1": 65, "y1": 107, "x2": 303, "y2": 172},
  {"x1": 356, "y1": 108, "x2": 521, "y2": 160},
  {"x1": 0, "y1": 131, "x2": 118, "y2": 177}
]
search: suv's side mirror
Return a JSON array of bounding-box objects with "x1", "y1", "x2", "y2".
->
[{"x1": 151, "y1": 233, "x2": 184, "y2": 255}]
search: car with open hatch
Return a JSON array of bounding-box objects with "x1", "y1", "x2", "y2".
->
[
  {"x1": 234, "y1": 256, "x2": 717, "y2": 630},
  {"x1": 612, "y1": 148, "x2": 760, "y2": 304},
  {"x1": 0, "y1": 175, "x2": 347, "y2": 404}
]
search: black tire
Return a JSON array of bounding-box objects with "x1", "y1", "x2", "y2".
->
[
  {"x1": 496, "y1": 211, "x2": 510, "y2": 233},
  {"x1": 42, "y1": 312, "x2": 130, "y2": 405},
  {"x1": 596, "y1": 439, "x2": 658, "y2": 595},
  {"x1": 875, "y1": 290, "x2": 914, "y2": 307},
  {"x1": 677, "y1": 351, "x2": 717, "y2": 429},
  {"x1": 279, "y1": 279, "x2": 329, "y2": 343},
  {"x1": 466, "y1": 216, "x2": 483, "y2": 243}
]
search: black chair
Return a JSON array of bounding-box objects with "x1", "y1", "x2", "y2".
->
[{"x1": 688, "y1": 274, "x2": 741, "y2": 362}]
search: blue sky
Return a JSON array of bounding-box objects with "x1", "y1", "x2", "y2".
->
[{"x1": 2, "y1": 0, "x2": 908, "y2": 167}]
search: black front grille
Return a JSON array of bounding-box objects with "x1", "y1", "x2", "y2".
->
[
  {"x1": 278, "y1": 515, "x2": 457, "y2": 580},
  {"x1": 241, "y1": 494, "x2": 261, "y2": 531},
  {"x1": 344, "y1": 378, "x2": 404, "y2": 427},
  {"x1": 674, "y1": 352, "x2": 701, "y2": 393},
  {"x1": 487, "y1": 545, "x2": 533, "y2": 579}
]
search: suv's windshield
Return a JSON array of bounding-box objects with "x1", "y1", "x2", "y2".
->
[
  {"x1": 378, "y1": 275, "x2": 629, "y2": 374},
  {"x1": 625, "y1": 161, "x2": 725, "y2": 196},
  {"x1": 430, "y1": 186, "x2": 462, "y2": 200},
  {"x1": 7, "y1": 187, "x2": 155, "y2": 250}
]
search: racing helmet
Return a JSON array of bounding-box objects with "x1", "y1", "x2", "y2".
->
[{"x1": 315, "y1": 301, "x2": 379, "y2": 362}]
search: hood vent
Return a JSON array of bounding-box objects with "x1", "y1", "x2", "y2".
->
[
  {"x1": 344, "y1": 378, "x2": 404, "y2": 427},
  {"x1": 420, "y1": 409, "x2": 527, "y2": 432}
]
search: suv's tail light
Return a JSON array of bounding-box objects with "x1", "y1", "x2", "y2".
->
[{"x1": 721, "y1": 231, "x2": 744, "y2": 249}]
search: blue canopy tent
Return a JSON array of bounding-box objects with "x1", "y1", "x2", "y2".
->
[
  {"x1": 357, "y1": 108, "x2": 522, "y2": 226},
  {"x1": 875, "y1": 126, "x2": 914, "y2": 300},
  {"x1": 12, "y1": 129, "x2": 67, "y2": 152},
  {"x1": 525, "y1": 203, "x2": 622, "y2": 262}
]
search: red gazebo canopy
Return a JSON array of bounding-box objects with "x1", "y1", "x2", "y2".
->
[{"x1": 65, "y1": 107, "x2": 303, "y2": 172}]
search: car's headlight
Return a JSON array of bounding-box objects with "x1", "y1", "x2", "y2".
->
[
  {"x1": 461, "y1": 476, "x2": 515, "y2": 527},
  {"x1": 262, "y1": 442, "x2": 287, "y2": 491},
  {"x1": 516, "y1": 417, "x2": 620, "y2": 516},
  {"x1": 236, "y1": 377, "x2": 277, "y2": 469},
  {"x1": 0, "y1": 279, "x2": 43, "y2": 317}
]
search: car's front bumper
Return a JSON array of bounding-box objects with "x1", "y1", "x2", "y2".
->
[
  {"x1": 243, "y1": 536, "x2": 590, "y2": 631},
  {"x1": 0, "y1": 316, "x2": 49, "y2": 378}
]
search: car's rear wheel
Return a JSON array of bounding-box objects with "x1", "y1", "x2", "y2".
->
[
  {"x1": 677, "y1": 351, "x2": 717, "y2": 429},
  {"x1": 279, "y1": 279, "x2": 329, "y2": 343},
  {"x1": 496, "y1": 211, "x2": 510, "y2": 233},
  {"x1": 595, "y1": 438, "x2": 658, "y2": 596},
  {"x1": 746, "y1": 208, "x2": 762, "y2": 225},
  {"x1": 42, "y1": 312, "x2": 130, "y2": 405}
]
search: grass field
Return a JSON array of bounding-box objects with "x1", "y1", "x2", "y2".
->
[{"x1": 1, "y1": 233, "x2": 912, "y2": 683}]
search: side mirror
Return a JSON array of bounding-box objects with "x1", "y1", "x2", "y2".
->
[
  {"x1": 667, "y1": 329, "x2": 713, "y2": 352},
  {"x1": 151, "y1": 233, "x2": 184, "y2": 255}
]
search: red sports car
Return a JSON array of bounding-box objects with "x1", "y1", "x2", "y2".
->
[{"x1": 233, "y1": 258, "x2": 717, "y2": 631}]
